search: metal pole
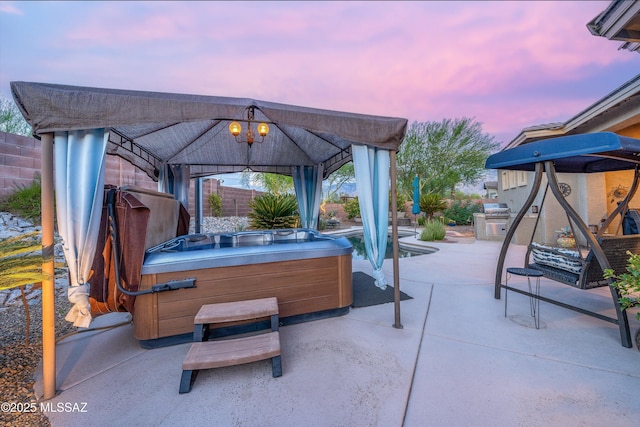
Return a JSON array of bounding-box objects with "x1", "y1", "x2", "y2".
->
[
  {"x1": 41, "y1": 133, "x2": 56, "y2": 399},
  {"x1": 195, "y1": 178, "x2": 203, "y2": 233},
  {"x1": 390, "y1": 150, "x2": 402, "y2": 329},
  {"x1": 494, "y1": 162, "x2": 544, "y2": 299}
]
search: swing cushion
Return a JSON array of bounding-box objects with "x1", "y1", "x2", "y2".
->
[{"x1": 530, "y1": 242, "x2": 583, "y2": 274}]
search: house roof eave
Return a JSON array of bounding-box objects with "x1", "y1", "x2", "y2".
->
[
  {"x1": 587, "y1": 0, "x2": 640, "y2": 42},
  {"x1": 506, "y1": 74, "x2": 640, "y2": 149}
]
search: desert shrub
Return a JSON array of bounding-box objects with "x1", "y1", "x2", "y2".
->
[
  {"x1": 248, "y1": 193, "x2": 299, "y2": 229},
  {"x1": 390, "y1": 190, "x2": 407, "y2": 213},
  {"x1": 420, "y1": 220, "x2": 446, "y2": 241},
  {"x1": 443, "y1": 200, "x2": 481, "y2": 225},
  {"x1": 343, "y1": 197, "x2": 360, "y2": 219},
  {"x1": 208, "y1": 193, "x2": 223, "y2": 217},
  {"x1": 0, "y1": 174, "x2": 42, "y2": 223}
]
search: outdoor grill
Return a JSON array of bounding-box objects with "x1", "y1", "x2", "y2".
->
[{"x1": 482, "y1": 203, "x2": 511, "y2": 238}]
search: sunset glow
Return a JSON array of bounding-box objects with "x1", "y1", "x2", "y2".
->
[{"x1": 1, "y1": 1, "x2": 637, "y2": 145}]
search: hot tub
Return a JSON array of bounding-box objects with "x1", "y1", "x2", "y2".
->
[{"x1": 133, "y1": 229, "x2": 353, "y2": 343}]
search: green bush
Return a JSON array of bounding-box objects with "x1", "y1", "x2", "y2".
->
[
  {"x1": 419, "y1": 193, "x2": 448, "y2": 220},
  {"x1": 604, "y1": 250, "x2": 640, "y2": 320},
  {"x1": 0, "y1": 175, "x2": 42, "y2": 223},
  {"x1": 443, "y1": 200, "x2": 481, "y2": 225},
  {"x1": 248, "y1": 193, "x2": 299, "y2": 229},
  {"x1": 420, "y1": 220, "x2": 446, "y2": 241},
  {"x1": 390, "y1": 190, "x2": 407, "y2": 212},
  {"x1": 343, "y1": 197, "x2": 360, "y2": 219},
  {"x1": 417, "y1": 215, "x2": 426, "y2": 226},
  {"x1": 208, "y1": 193, "x2": 223, "y2": 217}
]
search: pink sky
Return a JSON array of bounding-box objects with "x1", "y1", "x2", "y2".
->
[{"x1": 0, "y1": 1, "x2": 638, "y2": 145}]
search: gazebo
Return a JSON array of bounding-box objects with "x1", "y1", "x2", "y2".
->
[{"x1": 10, "y1": 81, "x2": 408, "y2": 399}]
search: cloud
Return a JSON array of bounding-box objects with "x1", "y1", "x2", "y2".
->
[
  {"x1": 1, "y1": 0, "x2": 632, "y2": 145},
  {"x1": 0, "y1": 2, "x2": 23, "y2": 15}
]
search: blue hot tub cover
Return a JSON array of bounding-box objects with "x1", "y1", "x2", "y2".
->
[{"x1": 142, "y1": 228, "x2": 353, "y2": 274}]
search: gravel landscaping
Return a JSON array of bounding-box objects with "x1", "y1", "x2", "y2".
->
[
  {"x1": 0, "y1": 214, "x2": 249, "y2": 426},
  {"x1": 0, "y1": 212, "x2": 72, "y2": 426},
  {"x1": 0, "y1": 282, "x2": 72, "y2": 427}
]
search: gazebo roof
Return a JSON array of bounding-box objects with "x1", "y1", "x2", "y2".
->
[{"x1": 11, "y1": 81, "x2": 407, "y2": 180}]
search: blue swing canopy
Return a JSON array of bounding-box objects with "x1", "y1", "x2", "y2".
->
[{"x1": 485, "y1": 132, "x2": 640, "y2": 173}]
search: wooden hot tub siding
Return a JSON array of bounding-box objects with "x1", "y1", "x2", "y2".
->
[{"x1": 134, "y1": 254, "x2": 352, "y2": 340}]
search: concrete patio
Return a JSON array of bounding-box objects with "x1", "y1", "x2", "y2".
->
[{"x1": 35, "y1": 232, "x2": 640, "y2": 426}]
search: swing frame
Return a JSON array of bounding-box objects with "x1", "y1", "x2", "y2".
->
[{"x1": 486, "y1": 132, "x2": 640, "y2": 348}]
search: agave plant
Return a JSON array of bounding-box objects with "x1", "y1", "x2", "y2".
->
[
  {"x1": 247, "y1": 193, "x2": 300, "y2": 229},
  {"x1": 419, "y1": 193, "x2": 448, "y2": 220}
]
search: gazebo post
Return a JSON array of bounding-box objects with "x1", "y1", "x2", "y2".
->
[
  {"x1": 390, "y1": 150, "x2": 402, "y2": 329},
  {"x1": 41, "y1": 133, "x2": 57, "y2": 399},
  {"x1": 195, "y1": 177, "x2": 203, "y2": 234}
]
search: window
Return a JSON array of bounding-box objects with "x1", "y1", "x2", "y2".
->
[
  {"x1": 517, "y1": 171, "x2": 527, "y2": 187},
  {"x1": 509, "y1": 171, "x2": 517, "y2": 189},
  {"x1": 501, "y1": 171, "x2": 510, "y2": 190}
]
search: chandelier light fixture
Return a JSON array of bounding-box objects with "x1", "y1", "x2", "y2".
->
[{"x1": 228, "y1": 106, "x2": 269, "y2": 147}]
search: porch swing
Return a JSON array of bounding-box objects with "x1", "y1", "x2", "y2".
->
[
  {"x1": 525, "y1": 181, "x2": 609, "y2": 290},
  {"x1": 485, "y1": 132, "x2": 640, "y2": 348}
]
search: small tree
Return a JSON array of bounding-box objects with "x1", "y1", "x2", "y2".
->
[
  {"x1": 242, "y1": 171, "x2": 294, "y2": 195},
  {"x1": 0, "y1": 96, "x2": 32, "y2": 136},
  {"x1": 343, "y1": 197, "x2": 360, "y2": 219},
  {"x1": 396, "y1": 118, "x2": 500, "y2": 197},
  {"x1": 324, "y1": 163, "x2": 355, "y2": 202},
  {"x1": 443, "y1": 200, "x2": 481, "y2": 225},
  {"x1": 208, "y1": 193, "x2": 223, "y2": 217}
]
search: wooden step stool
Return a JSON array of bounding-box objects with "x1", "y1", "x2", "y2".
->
[{"x1": 179, "y1": 297, "x2": 282, "y2": 393}]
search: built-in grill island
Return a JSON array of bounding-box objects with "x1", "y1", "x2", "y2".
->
[{"x1": 474, "y1": 203, "x2": 511, "y2": 241}]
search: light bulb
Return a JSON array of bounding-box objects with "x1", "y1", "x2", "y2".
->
[
  {"x1": 229, "y1": 121, "x2": 241, "y2": 136},
  {"x1": 257, "y1": 122, "x2": 269, "y2": 137}
]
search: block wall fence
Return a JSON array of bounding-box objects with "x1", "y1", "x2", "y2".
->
[{"x1": 0, "y1": 132, "x2": 263, "y2": 217}]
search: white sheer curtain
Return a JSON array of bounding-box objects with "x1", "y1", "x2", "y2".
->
[
  {"x1": 292, "y1": 164, "x2": 324, "y2": 229},
  {"x1": 55, "y1": 129, "x2": 108, "y2": 328},
  {"x1": 352, "y1": 145, "x2": 390, "y2": 289},
  {"x1": 158, "y1": 163, "x2": 190, "y2": 208}
]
